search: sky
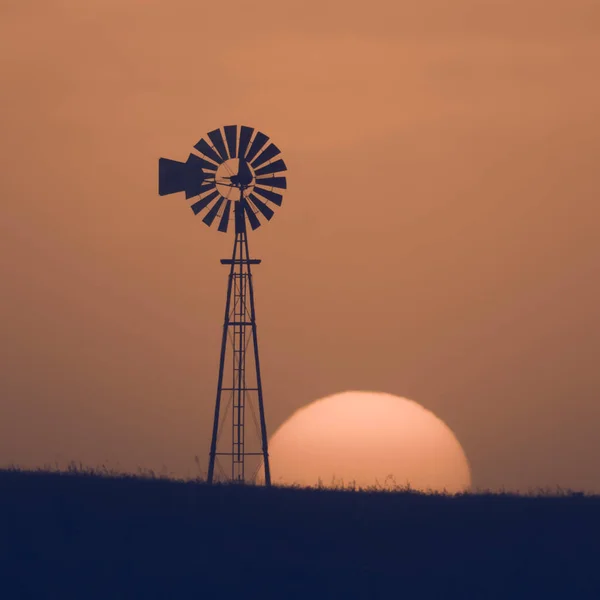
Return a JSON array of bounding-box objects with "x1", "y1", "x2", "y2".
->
[{"x1": 1, "y1": 0, "x2": 599, "y2": 491}]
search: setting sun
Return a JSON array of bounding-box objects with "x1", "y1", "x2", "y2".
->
[{"x1": 265, "y1": 391, "x2": 471, "y2": 492}]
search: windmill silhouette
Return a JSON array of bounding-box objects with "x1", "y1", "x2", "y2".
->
[{"x1": 158, "y1": 125, "x2": 287, "y2": 484}]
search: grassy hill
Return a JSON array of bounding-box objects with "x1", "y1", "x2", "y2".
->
[{"x1": 1, "y1": 468, "x2": 598, "y2": 599}]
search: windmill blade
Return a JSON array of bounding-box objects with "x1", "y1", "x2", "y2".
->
[
  {"x1": 238, "y1": 126, "x2": 254, "y2": 160},
  {"x1": 194, "y1": 138, "x2": 224, "y2": 165},
  {"x1": 185, "y1": 181, "x2": 215, "y2": 200},
  {"x1": 217, "y1": 199, "x2": 232, "y2": 232},
  {"x1": 190, "y1": 190, "x2": 219, "y2": 215},
  {"x1": 256, "y1": 176, "x2": 287, "y2": 189},
  {"x1": 208, "y1": 128, "x2": 230, "y2": 162},
  {"x1": 254, "y1": 159, "x2": 287, "y2": 177},
  {"x1": 202, "y1": 196, "x2": 225, "y2": 226},
  {"x1": 188, "y1": 153, "x2": 218, "y2": 172},
  {"x1": 224, "y1": 125, "x2": 237, "y2": 158},
  {"x1": 245, "y1": 131, "x2": 269, "y2": 163},
  {"x1": 241, "y1": 198, "x2": 261, "y2": 230},
  {"x1": 253, "y1": 186, "x2": 283, "y2": 206},
  {"x1": 251, "y1": 143, "x2": 281, "y2": 168},
  {"x1": 249, "y1": 193, "x2": 274, "y2": 221}
]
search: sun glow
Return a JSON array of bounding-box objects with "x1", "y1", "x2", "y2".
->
[{"x1": 265, "y1": 391, "x2": 471, "y2": 492}]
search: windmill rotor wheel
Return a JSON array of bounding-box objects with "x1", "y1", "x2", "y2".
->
[{"x1": 158, "y1": 125, "x2": 287, "y2": 233}]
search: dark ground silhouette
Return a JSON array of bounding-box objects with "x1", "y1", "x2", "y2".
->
[{"x1": 1, "y1": 468, "x2": 599, "y2": 599}]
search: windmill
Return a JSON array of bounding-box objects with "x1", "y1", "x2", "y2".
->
[{"x1": 158, "y1": 126, "x2": 287, "y2": 485}]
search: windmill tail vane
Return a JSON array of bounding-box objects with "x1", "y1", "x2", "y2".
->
[{"x1": 158, "y1": 125, "x2": 288, "y2": 484}]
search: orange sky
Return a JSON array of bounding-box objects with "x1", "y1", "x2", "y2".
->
[{"x1": 1, "y1": 0, "x2": 599, "y2": 490}]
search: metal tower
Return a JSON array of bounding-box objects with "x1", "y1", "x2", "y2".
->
[{"x1": 158, "y1": 125, "x2": 287, "y2": 485}]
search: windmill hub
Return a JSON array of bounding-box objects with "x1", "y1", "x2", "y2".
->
[{"x1": 215, "y1": 159, "x2": 255, "y2": 201}]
